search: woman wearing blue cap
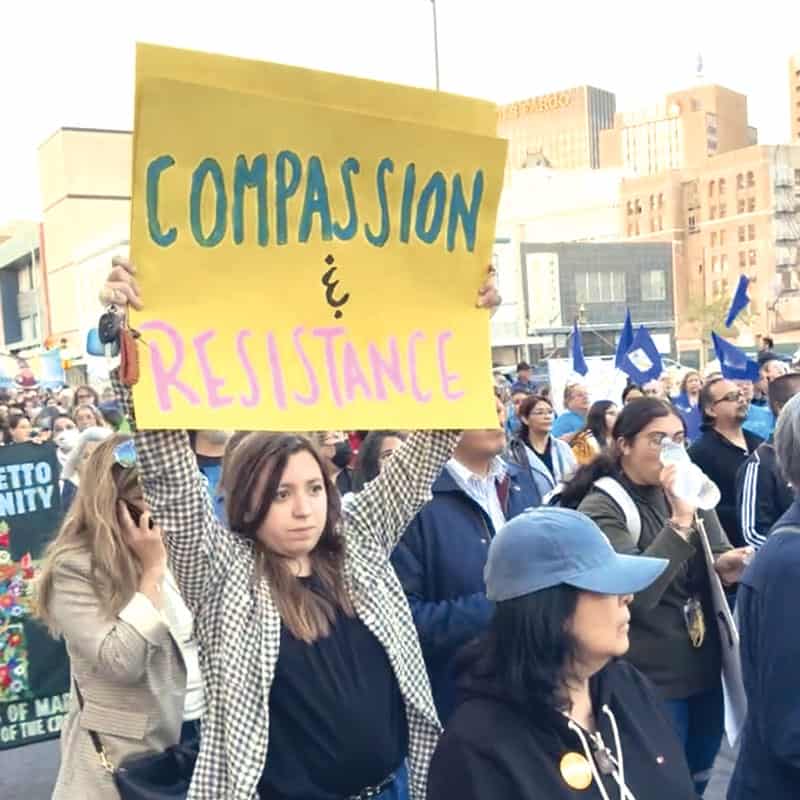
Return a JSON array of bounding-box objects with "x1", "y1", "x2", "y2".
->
[{"x1": 427, "y1": 506, "x2": 697, "y2": 800}]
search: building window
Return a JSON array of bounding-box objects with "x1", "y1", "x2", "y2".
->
[
  {"x1": 712, "y1": 280, "x2": 720, "y2": 296},
  {"x1": 658, "y1": 193, "x2": 664, "y2": 208},
  {"x1": 641, "y1": 269, "x2": 666, "y2": 301},
  {"x1": 627, "y1": 223, "x2": 634, "y2": 237},
  {"x1": 20, "y1": 315, "x2": 39, "y2": 342},
  {"x1": 711, "y1": 256, "x2": 719, "y2": 273},
  {"x1": 749, "y1": 249, "x2": 757, "y2": 266},
  {"x1": 795, "y1": 169, "x2": 800, "y2": 185},
  {"x1": 719, "y1": 178, "x2": 726, "y2": 194},
  {"x1": 747, "y1": 197, "x2": 756, "y2": 212},
  {"x1": 737, "y1": 198, "x2": 746, "y2": 214},
  {"x1": 710, "y1": 232, "x2": 717, "y2": 248},
  {"x1": 737, "y1": 173, "x2": 744, "y2": 190},
  {"x1": 720, "y1": 230, "x2": 726, "y2": 246},
  {"x1": 739, "y1": 251, "x2": 747, "y2": 268},
  {"x1": 688, "y1": 214, "x2": 698, "y2": 232},
  {"x1": 709, "y1": 181, "x2": 715, "y2": 197},
  {"x1": 649, "y1": 194, "x2": 655, "y2": 210},
  {"x1": 719, "y1": 203, "x2": 726, "y2": 217},
  {"x1": 658, "y1": 215, "x2": 664, "y2": 231},
  {"x1": 710, "y1": 205, "x2": 717, "y2": 220},
  {"x1": 746, "y1": 171, "x2": 755, "y2": 188},
  {"x1": 17, "y1": 262, "x2": 37, "y2": 293},
  {"x1": 627, "y1": 201, "x2": 633, "y2": 215},
  {"x1": 748, "y1": 224, "x2": 756, "y2": 240},
  {"x1": 721, "y1": 254, "x2": 728, "y2": 272},
  {"x1": 575, "y1": 271, "x2": 627, "y2": 304},
  {"x1": 738, "y1": 226, "x2": 746, "y2": 242}
]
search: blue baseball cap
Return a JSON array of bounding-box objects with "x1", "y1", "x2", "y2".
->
[{"x1": 484, "y1": 507, "x2": 668, "y2": 602}]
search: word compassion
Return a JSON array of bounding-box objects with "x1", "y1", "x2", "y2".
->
[
  {"x1": 140, "y1": 321, "x2": 464, "y2": 412},
  {"x1": 0, "y1": 462, "x2": 55, "y2": 517},
  {"x1": 146, "y1": 153, "x2": 485, "y2": 252}
]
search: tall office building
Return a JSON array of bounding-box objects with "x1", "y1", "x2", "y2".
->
[
  {"x1": 497, "y1": 86, "x2": 616, "y2": 171},
  {"x1": 599, "y1": 85, "x2": 755, "y2": 177}
]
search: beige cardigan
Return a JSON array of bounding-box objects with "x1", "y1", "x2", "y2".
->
[{"x1": 48, "y1": 551, "x2": 188, "y2": 800}]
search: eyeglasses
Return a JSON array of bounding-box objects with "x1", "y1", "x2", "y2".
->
[
  {"x1": 113, "y1": 439, "x2": 137, "y2": 468},
  {"x1": 712, "y1": 391, "x2": 744, "y2": 405},
  {"x1": 643, "y1": 431, "x2": 686, "y2": 448}
]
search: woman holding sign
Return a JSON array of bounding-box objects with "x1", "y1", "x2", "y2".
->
[{"x1": 99, "y1": 257, "x2": 500, "y2": 800}]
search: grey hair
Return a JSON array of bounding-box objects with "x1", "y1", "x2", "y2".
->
[
  {"x1": 775, "y1": 393, "x2": 800, "y2": 488},
  {"x1": 62, "y1": 426, "x2": 113, "y2": 481}
]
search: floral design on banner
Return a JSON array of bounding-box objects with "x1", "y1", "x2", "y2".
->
[{"x1": 0, "y1": 522, "x2": 35, "y2": 702}]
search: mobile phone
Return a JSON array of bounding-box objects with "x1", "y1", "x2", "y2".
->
[{"x1": 124, "y1": 502, "x2": 153, "y2": 529}]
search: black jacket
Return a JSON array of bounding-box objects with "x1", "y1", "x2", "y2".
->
[
  {"x1": 735, "y1": 441, "x2": 795, "y2": 549},
  {"x1": 688, "y1": 427, "x2": 763, "y2": 546},
  {"x1": 427, "y1": 658, "x2": 696, "y2": 800}
]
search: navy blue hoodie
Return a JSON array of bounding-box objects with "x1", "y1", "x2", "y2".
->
[
  {"x1": 428, "y1": 658, "x2": 696, "y2": 800},
  {"x1": 728, "y1": 510, "x2": 800, "y2": 799},
  {"x1": 391, "y1": 462, "x2": 538, "y2": 721}
]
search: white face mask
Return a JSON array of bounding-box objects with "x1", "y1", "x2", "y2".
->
[{"x1": 55, "y1": 427, "x2": 80, "y2": 453}]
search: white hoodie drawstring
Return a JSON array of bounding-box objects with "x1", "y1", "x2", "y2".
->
[
  {"x1": 566, "y1": 707, "x2": 638, "y2": 800},
  {"x1": 567, "y1": 720, "x2": 614, "y2": 800},
  {"x1": 602, "y1": 704, "x2": 626, "y2": 798}
]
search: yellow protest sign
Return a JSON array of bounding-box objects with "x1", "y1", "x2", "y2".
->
[{"x1": 130, "y1": 45, "x2": 507, "y2": 431}]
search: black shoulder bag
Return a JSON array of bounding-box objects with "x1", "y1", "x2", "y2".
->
[{"x1": 74, "y1": 679, "x2": 198, "y2": 800}]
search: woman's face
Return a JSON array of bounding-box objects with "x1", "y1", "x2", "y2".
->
[
  {"x1": 603, "y1": 405, "x2": 619, "y2": 436},
  {"x1": 75, "y1": 408, "x2": 97, "y2": 431},
  {"x1": 75, "y1": 388, "x2": 95, "y2": 405},
  {"x1": 11, "y1": 418, "x2": 31, "y2": 443},
  {"x1": 523, "y1": 401, "x2": 554, "y2": 436},
  {"x1": 624, "y1": 388, "x2": 644, "y2": 405},
  {"x1": 254, "y1": 450, "x2": 328, "y2": 573},
  {"x1": 685, "y1": 373, "x2": 702, "y2": 394},
  {"x1": 619, "y1": 413, "x2": 685, "y2": 486},
  {"x1": 570, "y1": 592, "x2": 633, "y2": 671}
]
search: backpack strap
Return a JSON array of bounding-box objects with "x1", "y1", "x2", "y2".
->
[{"x1": 593, "y1": 477, "x2": 642, "y2": 546}]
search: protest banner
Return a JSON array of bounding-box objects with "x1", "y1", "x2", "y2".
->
[
  {"x1": 0, "y1": 442, "x2": 68, "y2": 750},
  {"x1": 130, "y1": 44, "x2": 508, "y2": 431}
]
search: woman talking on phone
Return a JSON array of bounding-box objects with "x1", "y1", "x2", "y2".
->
[
  {"x1": 559, "y1": 398, "x2": 751, "y2": 796},
  {"x1": 99, "y1": 257, "x2": 500, "y2": 800},
  {"x1": 36, "y1": 434, "x2": 203, "y2": 800}
]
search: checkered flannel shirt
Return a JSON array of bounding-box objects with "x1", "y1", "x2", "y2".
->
[{"x1": 114, "y1": 374, "x2": 458, "y2": 800}]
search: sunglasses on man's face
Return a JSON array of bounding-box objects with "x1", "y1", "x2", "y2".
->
[{"x1": 713, "y1": 391, "x2": 744, "y2": 405}]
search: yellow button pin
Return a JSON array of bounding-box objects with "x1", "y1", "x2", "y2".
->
[{"x1": 560, "y1": 752, "x2": 593, "y2": 791}]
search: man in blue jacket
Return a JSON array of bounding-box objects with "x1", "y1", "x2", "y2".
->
[
  {"x1": 391, "y1": 404, "x2": 539, "y2": 721},
  {"x1": 729, "y1": 392, "x2": 800, "y2": 800}
]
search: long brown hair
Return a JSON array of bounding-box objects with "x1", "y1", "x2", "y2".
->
[
  {"x1": 36, "y1": 434, "x2": 143, "y2": 633},
  {"x1": 223, "y1": 432, "x2": 353, "y2": 643}
]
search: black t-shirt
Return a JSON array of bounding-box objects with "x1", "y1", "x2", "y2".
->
[
  {"x1": 528, "y1": 438, "x2": 554, "y2": 479},
  {"x1": 258, "y1": 576, "x2": 408, "y2": 799}
]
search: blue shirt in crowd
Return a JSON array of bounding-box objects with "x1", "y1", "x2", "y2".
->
[{"x1": 551, "y1": 410, "x2": 585, "y2": 438}]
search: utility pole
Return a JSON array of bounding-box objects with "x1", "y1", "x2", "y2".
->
[{"x1": 431, "y1": 0, "x2": 440, "y2": 90}]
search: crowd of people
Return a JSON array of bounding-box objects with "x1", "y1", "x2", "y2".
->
[{"x1": 23, "y1": 258, "x2": 800, "y2": 799}]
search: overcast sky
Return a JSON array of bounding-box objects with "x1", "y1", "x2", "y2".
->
[{"x1": 2, "y1": 0, "x2": 799, "y2": 222}]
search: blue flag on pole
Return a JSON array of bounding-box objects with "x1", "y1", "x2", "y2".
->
[
  {"x1": 571, "y1": 321, "x2": 588, "y2": 376},
  {"x1": 724, "y1": 275, "x2": 750, "y2": 328},
  {"x1": 618, "y1": 325, "x2": 663, "y2": 384},
  {"x1": 615, "y1": 309, "x2": 634, "y2": 368},
  {"x1": 712, "y1": 332, "x2": 760, "y2": 382}
]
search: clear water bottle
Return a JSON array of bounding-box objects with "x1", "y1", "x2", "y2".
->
[{"x1": 659, "y1": 439, "x2": 721, "y2": 511}]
